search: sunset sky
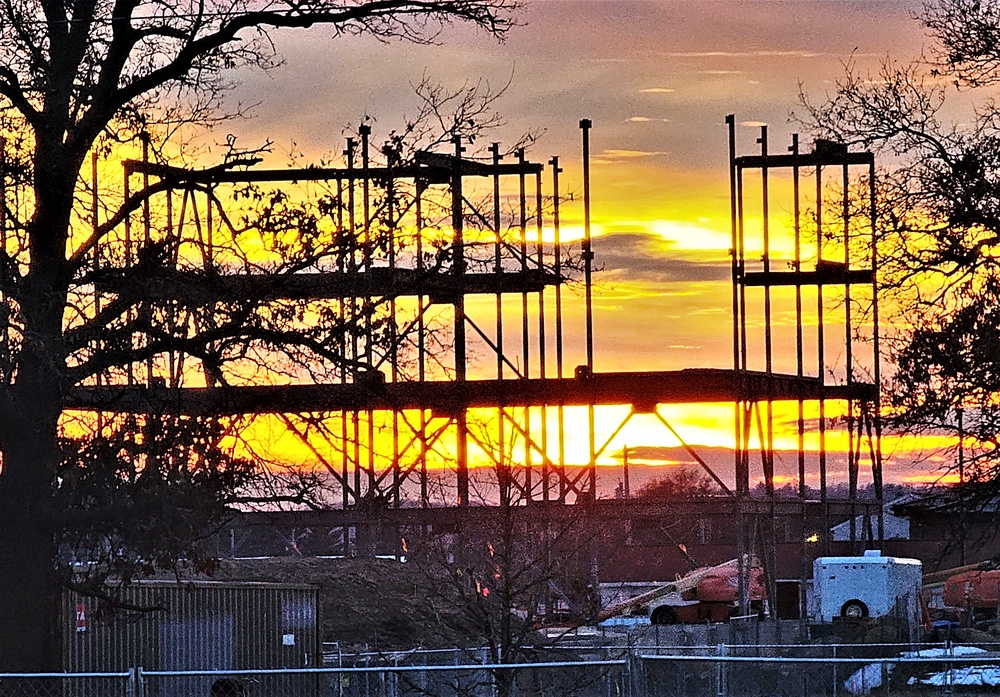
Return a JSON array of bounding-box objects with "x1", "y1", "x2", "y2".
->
[{"x1": 209, "y1": 0, "x2": 961, "y2": 489}]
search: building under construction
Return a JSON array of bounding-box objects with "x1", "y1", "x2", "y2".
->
[{"x1": 54, "y1": 116, "x2": 883, "y2": 620}]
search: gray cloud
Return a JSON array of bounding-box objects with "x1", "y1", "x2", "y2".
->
[{"x1": 593, "y1": 232, "x2": 730, "y2": 284}]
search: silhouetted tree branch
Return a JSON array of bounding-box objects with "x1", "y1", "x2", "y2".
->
[
  {"x1": 797, "y1": 2, "x2": 1000, "y2": 499},
  {"x1": 0, "y1": 0, "x2": 519, "y2": 672}
]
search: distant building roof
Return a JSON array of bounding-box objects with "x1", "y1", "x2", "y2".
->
[
  {"x1": 830, "y1": 502, "x2": 911, "y2": 541},
  {"x1": 890, "y1": 486, "x2": 1000, "y2": 516}
]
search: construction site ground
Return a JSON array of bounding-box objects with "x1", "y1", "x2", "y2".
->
[{"x1": 202, "y1": 557, "x2": 1000, "y2": 654}]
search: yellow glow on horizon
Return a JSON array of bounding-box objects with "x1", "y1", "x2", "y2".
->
[{"x1": 900, "y1": 471, "x2": 961, "y2": 486}]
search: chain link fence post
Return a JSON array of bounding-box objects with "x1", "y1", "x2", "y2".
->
[{"x1": 126, "y1": 667, "x2": 145, "y2": 697}]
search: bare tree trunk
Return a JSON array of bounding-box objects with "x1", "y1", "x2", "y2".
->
[
  {"x1": 0, "y1": 418, "x2": 62, "y2": 672},
  {"x1": 0, "y1": 171, "x2": 75, "y2": 671}
]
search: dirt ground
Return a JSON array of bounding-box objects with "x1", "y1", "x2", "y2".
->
[{"x1": 209, "y1": 557, "x2": 484, "y2": 650}]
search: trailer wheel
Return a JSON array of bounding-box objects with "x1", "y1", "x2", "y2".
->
[
  {"x1": 651, "y1": 606, "x2": 679, "y2": 625},
  {"x1": 840, "y1": 600, "x2": 869, "y2": 620}
]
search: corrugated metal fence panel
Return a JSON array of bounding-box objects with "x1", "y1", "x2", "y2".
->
[{"x1": 64, "y1": 582, "x2": 320, "y2": 674}]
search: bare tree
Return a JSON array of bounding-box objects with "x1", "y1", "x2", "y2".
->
[
  {"x1": 795, "y1": 2, "x2": 1000, "y2": 495},
  {"x1": 404, "y1": 424, "x2": 602, "y2": 697},
  {"x1": 0, "y1": 0, "x2": 518, "y2": 672},
  {"x1": 634, "y1": 466, "x2": 721, "y2": 499}
]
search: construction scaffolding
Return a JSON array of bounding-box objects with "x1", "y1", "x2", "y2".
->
[
  {"x1": 37, "y1": 116, "x2": 885, "y2": 616},
  {"x1": 727, "y1": 115, "x2": 882, "y2": 618}
]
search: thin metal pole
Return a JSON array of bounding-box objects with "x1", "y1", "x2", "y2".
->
[
  {"x1": 535, "y1": 167, "x2": 547, "y2": 503},
  {"x1": 452, "y1": 135, "x2": 469, "y2": 506},
  {"x1": 142, "y1": 135, "x2": 155, "y2": 390},
  {"x1": 551, "y1": 156, "x2": 564, "y2": 503},
  {"x1": 727, "y1": 115, "x2": 746, "y2": 503},
  {"x1": 338, "y1": 172, "x2": 350, "y2": 515},
  {"x1": 869, "y1": 158, "x2": 884, "y2": 539},
  {"x1": 623, "y1": 446, "x2": 630, "y2": 499},
  {"x1": 737, "y1": 165, "x2": 749, "y2": 494},
  {"x1": 580, "y1": 119, "x2": 596, "y2": 498},
  {"x1": 791, "y1": 134, "x2": 806, "y2": 498},
  {"x1": 360, "y1": 126, "x2": 376, "y2": 497},
  {"x1": 581, "y1": 120, "x2": 595, "y2": 372},
  {"x1": 491, "y1": 143, "x2": 507, "y2": 499},
  {"x1": 518, "y1": 148, "x2": 531, "y2": 490},
  {"x1": 492, "y1": 143, "x2": 504, "y2": 381},
  {"x1": 123, "y1": 161, "x2": 135, "y2": 388},
  {"x1": 0, "y1": 137, "x2": 6, "y2": 254},
  {"x1": 141, "y1": 133, "x2": 151, "y2": 245},
  {"x1": 519, "y1": 148, "x2": 530, "y2": 378},
  {"x1": 91, "y1": 149, "x2": 104, "y2": 435},
  {"x1": 759, "y1": 126, "x2": 775, "y2": 497},
  {"x1": 844, "y1": 160, "x2": 858, "y2": 541},
  {"x1": 360, "y1": 125, "x2": 372, "y2": 272},
  {"x1": 386, "y1": 143, "x2": 400, "y2": 509},
  {"x1": 416, "y1": 179, "x2": 429, "y2": 507},
  {"x1": 346, "y1": 137, "x2": 361, "y2": 507},
  {"x1": 760, "y1": 126, "x2": 772, "y2": 376},
  {"x1": 816, "y1": 153, "x2": 830, "y2": 555},
  {"x1": 792, "y1": 133, "x2": 808, "y2": 625},
  {"x1": 727, "y1": 117, "x2": 750, "y2": 614},
  {"x1": 165, "y1": 180, "x2": 177, "y2": 387}
]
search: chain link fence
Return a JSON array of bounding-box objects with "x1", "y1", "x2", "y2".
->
[
  {"x1": 1, "y1": 645, "x2": 999, "y2": 696},
  {"x1": 0, "y1": 672, "x2": 133, "y2": 697},
  {"x1": 636, "y1": 644, "x2": 1000, "y2": 697},
  {"x1": 139, "y1": 661, "x2": 627, "y2": 697}
]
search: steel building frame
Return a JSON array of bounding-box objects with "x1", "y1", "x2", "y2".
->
[
  {"x1": 727, "y1": 116, "x2": 882, "y2": 617},
  {"x1": 15, "y1": 116, "x2": 885, "y2": 614}
]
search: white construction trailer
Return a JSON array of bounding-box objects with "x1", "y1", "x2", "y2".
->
[{"x1": 812, "y1": 549, "x2": 922, "y2": 625}]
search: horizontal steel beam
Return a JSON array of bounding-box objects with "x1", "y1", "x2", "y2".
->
[
  {"x1": 64, "y1": 369, "x2": 876, "y2": 416},
  {"x1": 741, "y1": 268, "x2": 874, "y2": 287},
  {"x1": 224, "y1": 497, "x2": 882, "y2": 529},
  {"x1": 123, "y1": 154, "x2": 544, "y2": 186},
  {"x1": 735, "y1": 151, "x2": 874, "y2": 169},
  {"x1": 96, "y1": 268, "x2": 561, "y2": 303}
]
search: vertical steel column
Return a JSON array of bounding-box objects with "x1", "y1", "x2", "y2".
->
[
  {"x1": 165, "y1": 174, "x2": 177, "y2": 388},
  {"x1": 737, "y1": 143, "x2": 750, "y2": 495},
  {"x1": 623, "y1": 446, "x2": 631, "y2": 499},
  {"x1": 141, "y1": 135, "x2": 155, "y2": 391},
  {"x1": 844, "y1": 160, "x2": 858, "y2": 542},
  {"x1": 535, "y1": 169, "x2": 547, "y2": 504},
  {"x1": 337, "y1": 172, "x2": 350, "y2": 515},
  {"x1": 416, "y1": 178, "x2": 429, "y2": 507},
  {"x1": 759, "y1": 126, "x2": 775, "y2": 496},
  {"x1": 518, "y1": 148, "x2": 531, "y2": 488},
  {"x1": 122, "y1": 162, "x2": 135, "y2": 388},
  {"x1": 726, "y1": 114, "x2": 746, "y2": 506},
  {"x1": 792, "y1": 134, "x2": 808, "y2": 625},
  {"x1": 816, "y1": 155, "x2": 830, "y2": 555},
  {"x1": 580, "y1": 119, "x2": 597, "y2": 498},
  {"x1": 758, "y1": 125, "x2": 779, "y2": 625},
  {"x1": 141, "y1": 134, "x2": 151, "y2": 242},
  {"x1": 491, "y1": 144, "x2": 506, "y2": 490},
  {"x1": 727, "y1": 116, "x2": 745, "y2": 498},
  {"x1": 91, "y1": 150, "x2": 103, "y2": 436},
  {"x1": 346, "y1": 137, "x2": 361, "y2": 509},
  {"x1": 360, "y1": 126, "x2": 376, "y2": 498},
  {"x1": 386, "y1": 143, "x2": 401, "y2": 509},
  {"x1": 791, "y1": 134, "x2": 806, "y2": 498},
  {"x1": 550, "y1": 156, "x2": 564, "y2": 504},
  {"x1": 0, "y1": 137, "x2": 5, "y2": 253},
  {"x1": 452, "y1": 135, "x2": 470, "y2": 507},
  {"x1": 728, "y1": 117, "x2": 750, "y2": 615},
  {"x1": 0, "y1": 139, "x2": 5, "y2": 372},
  {"x1": 868, "y1": 158, "x2": 884, "y2": 539}
]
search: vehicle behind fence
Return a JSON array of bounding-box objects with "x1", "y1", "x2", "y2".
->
[{"x1": 2, "y1": 644, "x2": 1000, "y2": 697}]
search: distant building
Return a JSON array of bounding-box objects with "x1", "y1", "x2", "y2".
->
[{"x1": 830, "y1": 498, "x2": 912, "y2": 541}]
